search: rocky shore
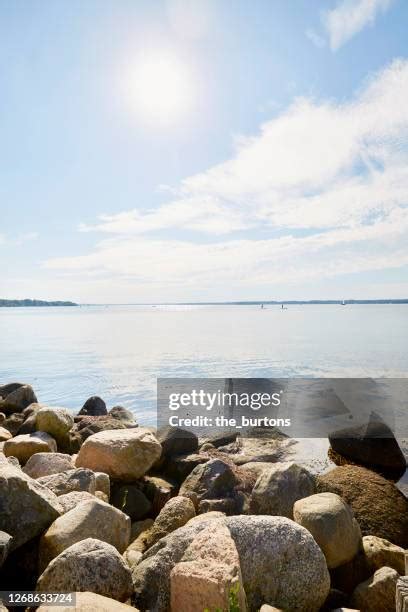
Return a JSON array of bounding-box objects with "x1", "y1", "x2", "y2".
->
[{"x1": 0, "y1": 382, "x2": 407, "y2": 611}]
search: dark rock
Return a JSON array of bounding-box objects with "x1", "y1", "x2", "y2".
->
[
  {"x1": 2, "y1": 413, "x2": 24, "y2": 435},
  {"x1": 111, "y1": 484, "x2": 152, "y2": 521},
  {"x1": 0, "y1": 536, "x2": 40, "y2": 592},
  {"x1": 165, "y1": 452, "x2": 210, "y2": 483},
  {"x1": 321, "y1": 588, "x2": 350, "y2": 611},
  {"x1": 157, "y1": 426, "x2": 198, "y2": 459},
  {"x1": 198, "y1": 496, "x2": 242, "y2": 515},
  {"x1": 179, "y1": 458, "x2": 239, "y2": 508},
  {"x1": 0, "y1": 384, "x2": 37, "y2": 415},
  {"x1": 0, "y1": 531, "x2": 12, "y2": 568},
  {"x1": 142, "y1": 475, "x2": 177, "y2": 515},
  {"x1": 329, "y1": 549, "x2": 371, "y2": 594},
  {"x1": 329, "y1": 412, "x2": 406, "y2": 475},
  {"x1": 200, "y1": 431, "x2": 239, "y2": 449},
  {"x1": 78, "y1": 396, "x2": 107, "y2": 417},
  {"x1": 317, "y1": 465, "x2": 408, "y2": 547}
]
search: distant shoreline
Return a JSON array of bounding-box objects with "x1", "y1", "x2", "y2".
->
[
  {"x1": 0, "y1": 299, "x2": 77, "y2": 307},
  {"x1": 81, "y1": 299, "x2": 408, "y2": 306}
]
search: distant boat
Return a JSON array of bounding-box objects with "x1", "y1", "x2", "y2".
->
[
  {"x1": 341, "y1": 300, "x2": 346, "y2": 306},
  {"x1": 281, "y1": 303, "x2": 287, "y2": 310},
  {"x1": 261, "y1": 303, "x2": 264, "y2": 309}
]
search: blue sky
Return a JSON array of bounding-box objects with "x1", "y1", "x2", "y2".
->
[{"x1": 1, "y1": 0, "x2": 408, "y2": 302}]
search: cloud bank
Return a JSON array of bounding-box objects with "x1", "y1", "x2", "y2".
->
[{"x1": 45, "y1": 60, "x2": 408, "y2": 300}]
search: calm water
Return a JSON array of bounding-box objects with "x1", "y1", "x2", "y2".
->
[{"x1": 0, "y1": 304, "x2": 407, "y2": 424}]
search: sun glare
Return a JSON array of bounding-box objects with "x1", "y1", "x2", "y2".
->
[{"x1": 131, "y1": 53, "x2": 193, "y2": 124}]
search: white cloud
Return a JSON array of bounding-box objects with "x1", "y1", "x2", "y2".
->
[
  {"x1": 45, "y1": 60, "x2": 408, "y2": 300},
  {"x1": 323, "y1": 0, "x2": 394, "y2": 51}
]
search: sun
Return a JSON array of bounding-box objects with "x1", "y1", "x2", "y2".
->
[{"x1": 130, "y1": 53, "x2": 193, "y2": 124}]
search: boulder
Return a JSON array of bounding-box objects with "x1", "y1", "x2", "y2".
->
[
  {"x1": 350, "y1": 566, "x2": 399, "y2": 612},
  {"x1": 165, "y1": 452, "x2": 210, "y2": 483},
  {"x1": 157, "y1": 426, "x2": 198, "y2": 459},
  {"x1": 144, "y1": 496, "x2": 196, "y2": 549},
  {"x1": 111, "y1": 484, "x2": 151, "y2": 521},
  {"x1": 75, "y1": 428, "x2": 162, "y2": 481},
  {"x1": 37, "y1": 591, "x2": 137, "y2": 611},
  {"x1": 94, "y1": 471, "x2": 110, "y2": 497},
  {"x1": 95, "y1": 490, "x2": 109, "y2": 503},
  {"x1": 170, "y1": 521, "x2": 246, "y2": 612},
  {"x1": 317, "y1": 465, "x2": 408, "y2": 547},
  {"x1": 109, "y1": 406, "x2": 136, "y2": 424},
  {"x1": 36, "y1": 407, "x2": 74, "y2": 447},
  {"x1": 0, "y1": 530, "x2": 12, "y2": 568},
  {"x1": 0, "y1": 427, "x2": 12, "y2": 442},
  {"x1": 363, "y1": 535, "x2": 406, "y2": 575},
  {"x1": 250, "y1": 462, "x2": 316, "y2": 518},
  {"x1": 142, "y1": 475, "x2": 177, "y2": 514},
  {"x1": 78, "y1": 396, "x2": 107, "y2": 416},
  {"x1": 293, "y1": 492, "x2": 362, "y2": 568},
  {"x1": 17, "y1": 403, "x2": 43, "y2": 434},
  {"x1": 179, "y1": 458, "x2": 238, "y2": 508},
  {"x1": 329, "y1": 413, "x2": 406, "y2": 473},
  {"x1": 0, "y1": 384, "x2": 37, "y2": 414},
  {"x1": 36, "y1": 538, "x2": 133, "y2": 603},
  {"x1": 39, "y1": 498, "x2": 130, "y2": 570},
  {"x1": 133, "y1": 515, "x2": 330, "y2": 612},
  {"x1": 3, "y1": 431, "x2": 57, "y2": 464},
  {"x1": 23, "y1": 452, "x2": 73, "y2": 479},
  {"x1": 0, "y1": 463, "x2": 62, "y2": 550},
  {"x1": 37, "y1": 468, "x2": 96, "y2": 496},
  {"x1": 2, "y1": 413, "x2": 24, "y2": 436},
  {"x1": 57, "y1": 491, "x2": 96, "y2": 513}
]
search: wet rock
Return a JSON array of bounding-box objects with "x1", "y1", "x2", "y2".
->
[
  {"x1": 36, "y1": 538, "x2": 133, "y2": 603},
  {"x1": 38, "y1": 468, "x2": 96, "y2": 496},
  {"x1": 39, "y1": 498, "x2": 130, "y2": 570},
  {"x1": 317, "y1": 465, "x2": 408, "y2": 547},
  {"x1": 3, "y1": 431, "x2": 57, "y2": 464},
  {"x1": 111, "y1": 484, "x2": 151, "y2": 521},
  {"x1": 293, "y1": 492, "x2": 362, "y2": 568},
  {"x1": 78, "y1": 396, "x2": 107, "y2": 416},
  {"x1": 76, "y1": 428, "x2": 161, "y2": 481},
  {"x1": 250, "y1": 461, "x2": 316, "y2": 519},
  {"x1": 23, "y1": 452, "x2": 74, "y2": 479},
  {"x1": 350, "y1": 566, "x2": 399, "y2": 612},
  {"x1": 0, "y1": 463, "x2": 62, "y2": 550}
]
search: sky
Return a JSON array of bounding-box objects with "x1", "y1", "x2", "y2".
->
[{"x1": 1, "y1": 0, "x2": 408, "y2": 303}]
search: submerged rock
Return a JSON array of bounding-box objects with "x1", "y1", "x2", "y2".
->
[
  {"x1": 36, "y1": 538, "x2": 133, "y2": 603},
  {"x1": 75, "y1": 428, "x2": 162, "y2": 481}
]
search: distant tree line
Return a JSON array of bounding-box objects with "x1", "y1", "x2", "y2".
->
[{"x1": 0, "y1": 299, "x2": 77, "y2": 307}]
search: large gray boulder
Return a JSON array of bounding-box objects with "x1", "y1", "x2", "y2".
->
[
  {"x1": 39, "y1": 498, "x2": 130, "y2": 570},
  {"x1": 293, "y1": 493, "x2": 362, "y2": 568},
  {"x1": 37, "y1": 468, "x2": 96, "y2": 496},
  {"x1": 36, "y1": 538, "x2": 133, "y2": 603},
  {"x1": 250, "y1": 462, "x2": 316, "y2": 518},
  {"x1": 0, "y1": 463, "x2": 62, "y2": 550},
  {"x1": 23, "y1": 452, "x2": 74, "y2": 478},
  {"x1": 75, "y1": 428, "x2": 162, "y2": 481},
  {"x1": 133, "y1": 515, "x2": 330, "y2": 612},
  {"x1": 179, "y1": 458, "x2": 238, "y2": 508}
]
